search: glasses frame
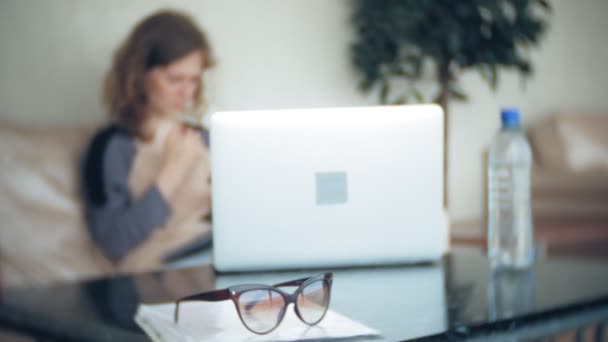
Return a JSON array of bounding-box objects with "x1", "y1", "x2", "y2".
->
[{"x1": 174, "y1": 272, "x2": 333, "y2": 334}]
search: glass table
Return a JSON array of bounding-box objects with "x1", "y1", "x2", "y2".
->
[{"x1": 1, "y1": 247, "x2": 607, "y2": 341}]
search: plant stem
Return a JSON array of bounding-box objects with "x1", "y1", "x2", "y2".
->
[{"x1": 436, "y1": 63, "x2": 451, "y2": 208}]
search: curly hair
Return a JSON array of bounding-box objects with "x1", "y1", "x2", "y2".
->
[{"x1": 104, "y1": 9, "x2": 214, "y2": 139}]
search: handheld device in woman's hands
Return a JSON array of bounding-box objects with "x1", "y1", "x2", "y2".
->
[{"x1": 179, "y1": 115, "x2": 205, "y2": 131}]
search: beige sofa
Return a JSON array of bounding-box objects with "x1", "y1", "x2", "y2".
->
[
  {"x1": 0, "y1": 121, "x2": 114, "y2": 288},
  {"x1": 529, "y1": 113, "x2": 608, "y2": 221},
  {"x1": 0, "y1": 120, "x2": 212, "y2": 289}
]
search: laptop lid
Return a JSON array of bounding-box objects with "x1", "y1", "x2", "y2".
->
[{"x1": 210, "y1": 105, "x2": 446, "y2": 272}]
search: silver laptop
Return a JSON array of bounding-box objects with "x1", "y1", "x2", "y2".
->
[{"x1": 209, "y1": 105, "x2": 446, "y2": 272}]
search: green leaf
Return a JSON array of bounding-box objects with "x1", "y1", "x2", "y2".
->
[
  {"x1": 412, "y1": 57, "x2": 423, "y2": 78},
  {"x1": 448, "y1": 82, "x2": 468, "y2": 101},
  {"x1": 392, "y1": 66, "x2": 413, "y2": 78},
  {"x1": 413, "y1": 88, "x2": 425, "y2": 103},
  {"x1": 536, "y1": 0, "x2": 552, "y2": 12},
  {"x1": 358, "y1": 79, "x2": 375, "y2": 93},
  {"x1": 380, "y1": 81, "x2": 390, "y2": 104},
  {"x1": 489, "y1": 64, "x2": 498, "y2": 91},
  {"x1": 392, "y1": 94, "x2": 408, "y2": 105},
  {"x1": 478, "y1": 65, "x2": 490, "y2": 82},
  {"x1": 478, "y1": 64, "x2": 498, "y2": 91}
]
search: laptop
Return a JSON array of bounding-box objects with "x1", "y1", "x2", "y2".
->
[{"x1": 209, "y1": 105, "x2": 446, "y2": 272}]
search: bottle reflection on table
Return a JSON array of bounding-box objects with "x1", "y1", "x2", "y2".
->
[{"x1": 487, "y1": 268, "x2": 535, "y2": 320}]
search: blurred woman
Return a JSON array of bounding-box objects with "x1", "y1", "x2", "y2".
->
[{"x1": 81, "y1": 9, "x2": 214, "y2": 272}]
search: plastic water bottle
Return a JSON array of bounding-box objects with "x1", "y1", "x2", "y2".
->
[{"x1": 487, "y1": 108, "x2": 534, "y2": 269}]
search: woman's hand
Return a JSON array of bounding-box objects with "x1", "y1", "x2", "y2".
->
[{"x1": 156, "y1": 125, "x2": 206, "y2": 200}]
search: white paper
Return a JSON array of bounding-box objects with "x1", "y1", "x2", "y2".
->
[{"x1": 134, "y1": 301, "x2": 381, "y2": 342}]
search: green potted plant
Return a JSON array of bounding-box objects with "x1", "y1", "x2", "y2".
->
[{"x1": 351, "y1": 0, "x2": 551, "y2": 205}]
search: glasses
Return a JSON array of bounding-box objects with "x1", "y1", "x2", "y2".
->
[{"x1": 174, "y1": 272, "x2": 333, "y2": 334}]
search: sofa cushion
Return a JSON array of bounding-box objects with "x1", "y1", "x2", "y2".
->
[
  {"x1": 529, "y1": 113, "x2": 608, "y2": 172},
  {"x1": 529, "y1": 113, "x2": 608, "y2": 221},
  {"x1": 0, "y1": 121, "x2": 113, "y2": 288},
  {"x1": 556, "y1": 115, "x2": 608, "y2": 172},
  {"x1": 532, "y1": 167, "x2": 608, "y2": 219},
  {"x1": 528, "y1": 114, "x2": 566, "y2": 169},
  {"x1": 532, "y1": 167, "x2": 608, "y2": 195}
]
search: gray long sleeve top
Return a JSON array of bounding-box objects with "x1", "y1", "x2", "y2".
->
[{"x1": 81, "y1": 125, "x2": 209, "y2": 262}]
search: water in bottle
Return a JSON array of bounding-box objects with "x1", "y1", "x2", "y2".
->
[{"x1": 487, "y1": 108, "x2": 534, "y2": 269}]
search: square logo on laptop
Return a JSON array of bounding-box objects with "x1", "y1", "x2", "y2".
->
[{"x1": 315, "y1": 172, "x2": 348, "y2": 205}]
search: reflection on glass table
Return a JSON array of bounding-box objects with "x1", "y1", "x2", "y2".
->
[{"x1": 1, "y1": 250, "x2": 608, "y2": 341}]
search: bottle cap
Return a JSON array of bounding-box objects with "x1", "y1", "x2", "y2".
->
[{"x1": 501, "y1": 108, "x2": 520, "y2": 127}]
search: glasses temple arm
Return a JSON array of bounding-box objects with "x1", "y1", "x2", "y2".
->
[
  {"x1": 174, "y1": 288, "x2": 231, "y2": 324},
  {"x1": 272, "y1": 276, "x2": 310, "y2": 288}
]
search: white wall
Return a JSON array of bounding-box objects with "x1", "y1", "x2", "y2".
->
[
  {"x1": 0, "y1": 0, "x2": 373, "y2": 123},
  {"x1": 1, "y1": 0, "x2": 607, "y2": 222}
]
